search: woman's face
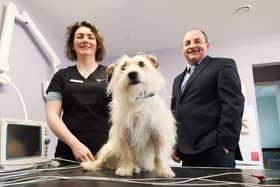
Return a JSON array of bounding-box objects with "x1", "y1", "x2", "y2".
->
[{"x1": 73, "y1": 26, "x2": 97, "y2": 58}]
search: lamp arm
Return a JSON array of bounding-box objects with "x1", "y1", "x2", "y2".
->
[
  {"x1": 0, "y1": 2, "x2": 18, "y2": 73},
  {"x1": 16, "y1": 11, "x2": 60, "y2": 72},
  {"x1": 0, "y1": 2, "x2": 60, "y2": 75}
]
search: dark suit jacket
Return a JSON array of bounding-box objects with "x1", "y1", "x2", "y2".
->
[{"x1": 171, "y1": 56, "x2": 244, "y2": 159}]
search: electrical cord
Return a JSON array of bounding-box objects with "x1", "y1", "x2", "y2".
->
[
  {"x1": 0, "y1": 157, "x2": 79, "y2": 173},
  {"x1": 54, "y1": 157, "x2": 80, "y2": 164},
  {"x1": 0, "y1": 74, "x2": 28, "y2": 120},
  {"x1": 0, "y1": 158, "x2": 80, "y2": 179},
  {"x1": 1, "y1": 158, "x2": 279, "y2": 187},
  {"x1": 1, "y1": 173, "x2": 280, "y2": 187},
  {"x1": 0, "y1": 165, "x2": 279, "y2": 187},
  {"x1": 0, "y1": 159, "x2": 53, "y2": 173},
  {"x1": 0, "y1": 156, "x2": 79, "y2": 175}
]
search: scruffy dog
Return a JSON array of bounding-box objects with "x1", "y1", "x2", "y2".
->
[{"x1": 81, "y1": 54, "x2": 176, "y2": 178}]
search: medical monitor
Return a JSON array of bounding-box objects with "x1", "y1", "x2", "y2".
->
[{"x1": 0, "y1": 118, "x2": 48, "y2": 167}]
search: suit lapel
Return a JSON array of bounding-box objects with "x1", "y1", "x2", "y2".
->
[
  {"x1": 180, "y1": 56, "x2": 211, "y2": 98},
  {"x1": 176, "y1": 72, "x2": 185, "y2": 98}
]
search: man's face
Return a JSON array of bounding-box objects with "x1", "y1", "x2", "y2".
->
[{"x1": 182, "y1": 30, "x2": 209, "y2": 65}]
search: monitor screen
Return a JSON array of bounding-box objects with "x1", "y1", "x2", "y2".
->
[{"x1": 7, "y1": 124, "x2": 41, "y2": 159}]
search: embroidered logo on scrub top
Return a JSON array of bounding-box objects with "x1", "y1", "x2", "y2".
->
[{"x1": 69, "y1": 79, "x2": 84, "y2": 83}]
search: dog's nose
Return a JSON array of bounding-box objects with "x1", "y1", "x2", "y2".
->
[{"x1": 128, "y1": 71, "x2": 138, "y2": 80}]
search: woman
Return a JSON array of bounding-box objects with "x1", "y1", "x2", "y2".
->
[{"x1": 46, "y1": 21, "x2": 110, "y2": 162}]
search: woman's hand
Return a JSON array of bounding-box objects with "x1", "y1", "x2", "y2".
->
[
  {"x1": 71, "y1": 142, "x2": 95, "y2": 162},
  {"x1": 47, "y1": 100, "x2": 95, "y2": 162}
]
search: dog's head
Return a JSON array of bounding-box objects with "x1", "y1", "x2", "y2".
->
[{"x1": 106, "y1": 54, "x2": 165, "y2": 101}]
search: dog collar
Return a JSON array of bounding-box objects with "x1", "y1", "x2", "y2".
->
[{"x1": 136, "y1": 91, "x2": 155, "y2": 101}]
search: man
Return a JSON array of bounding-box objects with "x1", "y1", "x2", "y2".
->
[{"x1": 171, "y1": 29, "x2": 244, "y2": 167}]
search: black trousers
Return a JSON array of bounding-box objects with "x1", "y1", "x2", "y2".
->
[{"x1": 177, "y1": 146, "x2": 236, "y2": 167}]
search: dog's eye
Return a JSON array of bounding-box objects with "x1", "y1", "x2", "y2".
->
[
  {"x1": 121, "y1": 64, "x2": 126, "y2": 71},
  {"x1": 138, "y1": 61, "x2": 145, "y2": 67}
]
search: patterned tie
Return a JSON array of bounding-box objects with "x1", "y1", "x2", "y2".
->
[{"x1": 181, "y1": 65, "x2": 195, "y2": 92}]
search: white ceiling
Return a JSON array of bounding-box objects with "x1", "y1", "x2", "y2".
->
[{"x1": 10, "y1": 0, "x2": 280, "y2": 58}]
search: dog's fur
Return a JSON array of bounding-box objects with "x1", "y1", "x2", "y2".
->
[{"x1": 81, "y1": 54, "x2": 176, "y2": 177}]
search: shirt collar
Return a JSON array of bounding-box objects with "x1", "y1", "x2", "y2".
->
[{"x1": 187, "y1": 55, "x2": 207, "y2": 66}]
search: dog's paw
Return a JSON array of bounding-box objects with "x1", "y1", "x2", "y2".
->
[
  {"x1": 81, "y1": 160, "x2": 102, "y2": 171},
  {"x1": 115, "y1": 166, "x2": 134, "y2": 176},
  {"x1": 155, "y1": 166, "x2": 175, "y2": 178},
  {"x1": 133, "y1": 166, "x2": 141, "y2": 174},
  {"x1": 142, "y1": 165, "x2": 154, "y2": 172}
]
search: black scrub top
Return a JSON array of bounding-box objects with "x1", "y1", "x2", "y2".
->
[{"x1": 46, "y1": 64, "x2": 110, "y2": 160}]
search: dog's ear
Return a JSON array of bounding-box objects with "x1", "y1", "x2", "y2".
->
[
  {"x1": 106, "y1": 63, "x2": 117, "y2": 81},
  {"x1": 145, "y1": 54, "x2": 160, "y2": 69}
]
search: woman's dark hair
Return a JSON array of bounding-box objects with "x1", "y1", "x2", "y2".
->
[{"x1": 65, "y1": 21, "x2": 106, "y2": 61}]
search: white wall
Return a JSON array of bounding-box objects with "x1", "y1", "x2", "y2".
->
[
  {"x1": 1, "y1": 0, "x2": 280, "y2": 160},
  {"x1": 0, "y1": 0, "x2": 67, "y2": 157},
  {"x1": 150, "y1": 32, "x2": 280, "y2": 167},
  {"x1": 210, "y1": 33, "x2": 280, "y2": 166},
  {"x1": 144, "y1": 32, "x2": 280, "y2": 107}
]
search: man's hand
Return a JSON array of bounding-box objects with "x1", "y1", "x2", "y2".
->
[
  {"x1": 223, "y1": 146, "x2": 229, "y2": 154},
  {"x1": 171, "y1": 149, "x2": 181, "y2": 163}
]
